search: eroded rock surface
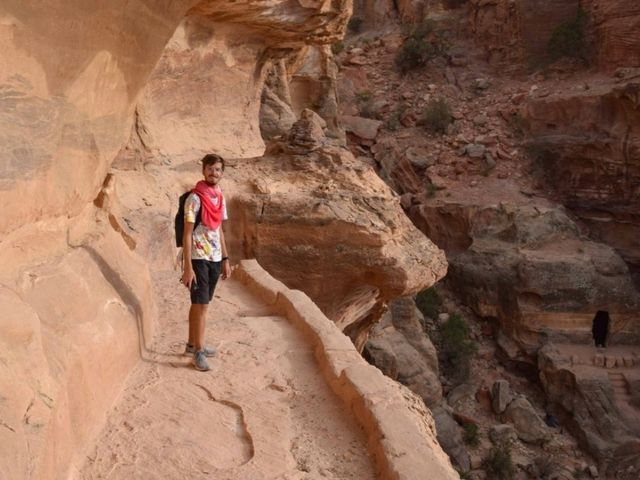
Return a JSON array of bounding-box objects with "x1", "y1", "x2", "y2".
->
[
  {"x1": 524, "y1": 75, "x2": 640, "y2": 276},
  {"x1": 364, "y1": 297, "x2": 442, "y2": 407},
  {"x1": 470, "y1": 0, "x2": 640, "y2": 70},
  {"x1": 539, "y1": 343, "x2": 640, "y2": 476},
  {"x1": 226, "y1": 134, "x2": 447, "y2": 349},
  {"x1": 408, "y1": 185, "x2": 640, "y2": 358},
  {"x1": 338, "y1": 4, "x2": 640, "y2": 473},
  {"x1": 0, "y1": 1, "x2": 459, "y2": 478}
]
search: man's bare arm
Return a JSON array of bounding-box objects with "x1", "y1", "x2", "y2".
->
[
  {"x1": 220, "y1": 224, "x2": 232, "y2": 279},
  {"x1": 181, "y1": 221, "x2": 195, "y2": 288}
]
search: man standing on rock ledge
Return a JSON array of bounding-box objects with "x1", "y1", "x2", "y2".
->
[{"x1": 181, "y1": 153, "x2": 232, "y2": 371}]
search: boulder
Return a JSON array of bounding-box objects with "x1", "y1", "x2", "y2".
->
[
  {"x1": 462, "y1": 143, "x2": 486, "y2": 158},
  {"x1": 503, "y1": 396, "x2": 551, "y2": 445},
  {"x1": 230, "y1": 147, "x2": 447, "y2": 350},
  {"x1": 341, "y1": 114, "x2": 382, "y2": 140},
  {"x1": 489, "y1": 424, "x2": 518, "y2": 446},
  {"x1": 287, "y1": 109, "x2": 327, "y2": 153},
  {"x1": 365, "y1": 297, "x2": 442, "y2": 407},
  {"x1": 491, "y1": 379, "x2": 513, "y2": 414},
  {"x1": 432, "y1": 406, "x2": 471, "y2": 472},
  {"x1": 447, "y1": 383, "x2": 477, "y2": 411}
]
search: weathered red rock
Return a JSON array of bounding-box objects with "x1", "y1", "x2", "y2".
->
[{"x1": 524, "y1": 78, "x2": 640, "y2": 273}]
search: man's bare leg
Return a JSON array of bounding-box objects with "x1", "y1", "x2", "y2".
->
[
  {"x1": 188, "y1": 310, "x2": 196, "y2": 346},
  {"x1": 188, "y1": 304, "x2": 208, "y2": 350}
]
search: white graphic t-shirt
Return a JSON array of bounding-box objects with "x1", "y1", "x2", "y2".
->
[{"x1": 184, "y1": 189, "x2": 228, "y2": 261}]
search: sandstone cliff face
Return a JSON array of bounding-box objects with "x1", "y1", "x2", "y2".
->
[
  {"x1": 469, "y1": 0, "x2": 578, "y2": 67},
  {"x1": 1, "y1": 3, "x2": 196, "y2": 477},
  {"x1": 0, "y1": 1, "x2": 196, "y2": 235},
  {"x1": 583, "y1": 0, "x2": 640, "y2": 70},
  {"x1": 341, "y1": 1, "x2": 640, "y2": 476},
  {"x1": 524, "y1": 75, "x2": 640, "y2": 277},
  {"x1": 408, "y1": 186, "x2": 640, "y2": 358},
  {"x1": 1, "y1": 1, "x2": 456, "y2": 478},
  {"x1": 539, "y1": 344, "x2": 640, "y2": 477},
  {"x1": 470, "y1": 0, "x2": 640, "y2": 70},
  {"x1": 225, "y1": 113, "x2": 447, "y2": 350},
  {"x1": 364, "y1": 297, "x2": 442, "y2": 407},
  {"x1": 116, "y1": 2, "x2": 350, "y2": 166}
]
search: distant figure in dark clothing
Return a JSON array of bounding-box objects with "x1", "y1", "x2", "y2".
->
[
  {"x1": 592, "y1": 310, "x2": 610, "y2": 347},
  {"x1": 544, "y1": 413, "x2": 560, "y2": 428}
]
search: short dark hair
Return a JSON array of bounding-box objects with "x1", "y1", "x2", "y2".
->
[{"x1": 201, "y1": 153, "x2": 225, "y2": 170}]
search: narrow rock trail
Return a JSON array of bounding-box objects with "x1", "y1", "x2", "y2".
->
[{"x1": 74, "y1": 270, "x2": 375, "y2": 480}]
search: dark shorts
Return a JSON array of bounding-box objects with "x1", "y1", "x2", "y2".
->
[{"x1": 190, "y1": 259, "x2": 222, "y2": 304}]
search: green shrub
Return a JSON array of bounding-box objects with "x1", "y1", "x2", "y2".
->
[
  {"x1": 438, "y1": 313, "x2": 477, "y2": 383},
  {"x1": 415, "y1": 287, "x2": 442, "y2": 319},
  {"x1": 445, "y1": 0, "x2": 469, "y2": 7},
  {"x1": 463, "y1": 423, "x2": 480, "y2": 447},
  {"x1": 331, "y1": 42, "x2": 345, "y2": 55},
  {"x1": 348, "y1": 16, "x2": 364, "y2": 34},
  {"x1": 395, "y1": 20, "x2": 447, "y2": 74},
  {"x1": 385, "y1": 103, "x2": 407, "y2": 131},
  {"x1": 420, "y1": 97, "x2": 452, "y2": 134},
  {"x1": 483, "y1": 446, "x2": 515, "y2": 480},
  {"x1": 355, "y1": 90, "x2": 379, "y2": 119},
  {"x1": 547, "y1": 8, "x2": 588, "y2": 61},
  {"x1": 534, "y1": 456, "x2": 557, "y2": 478},
  {"x1": 355, "y1": 90, "x2": 373, "y2": 103},
  {"x1": 509, "y1": 112, "x2": 528, "y2": 139}
]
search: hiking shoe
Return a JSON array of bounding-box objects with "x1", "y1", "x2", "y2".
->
[
  {"x1": 193, "y1": 351, "x2": 210, "y2": 372},
  {"x1": 185, "y1": 343, "x2": 217, "y2": 357}
]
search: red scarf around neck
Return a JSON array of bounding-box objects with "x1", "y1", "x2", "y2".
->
[{"x1": 193, "y1": 180, "x2": 223, "y2": 230}]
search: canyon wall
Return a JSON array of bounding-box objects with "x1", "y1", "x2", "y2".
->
[
  {"x1": 1, "y1": 2, "x2": 196, "y2": 477},
  {"x1": 470, "y1": 0, "x2": 640, "y2": 70},
  {"x1": 524, "y1": 74, "x2": 640, "y2": 278},
  {"x1": 338, "y1": 0, "x2": 640, "y2": 475},
  {"x1": 583, "y1": 0, "x2": 640, "y2": 70},
  {"x1": 1, "y1": 1, "x2": 453, "y2": 478}
]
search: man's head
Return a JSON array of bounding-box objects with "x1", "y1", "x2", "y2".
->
[{"x1": 201, "y1": 153, "x2": 225, "y2": 186}]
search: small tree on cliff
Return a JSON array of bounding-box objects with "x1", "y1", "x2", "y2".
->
[
  {"x1": 547, "y1": 7, "x2": 588, "y2": 63},
  {"x1": 395, "y1": 20, "x2": 447, "y2": 74},
  {"x1": 437, "y1": 313, "x2": 476, "y2": 384}
]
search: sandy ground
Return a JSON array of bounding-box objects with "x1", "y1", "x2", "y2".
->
[{"x1": 73, "y1": 270, "x2": 375, "y2": 480}]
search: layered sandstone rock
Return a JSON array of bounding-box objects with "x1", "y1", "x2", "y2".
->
[
  {"x1": 408, "y1": 184, "x2": 640, "y2": 359},
  {"x1": 539, "y1": 344, "x2": 640, "y2": 476},
  {"x1": 1, "y1": 3, "x2": 198, "y2": 477},
  {"x1": 225, "y1": 117, "x2": 447, "y2": 349},
  {"x1": 583, "y1": 0, "x2": 640, "y2": 70},
  {"x1": 524, "y1": 75, "x2": 640, "y2": 276},
  {"x1": 0, "y1": 1, "x2": 362, "y2": 478},
  {"x1": 115, "y1": 2, "x2": 350, "y2": 167},
  {"x1": 1, "y1": 2, "x2": 457, "y2": 478},
  {"x1": 364, "y1": 297, "x2": 442, "y2": 407},
  {"x1": 468, "y1": 0, "x2": 579, "y2": 67},
  {"x1": 0, "y1": 1, "x2": 199, "y2": 235},
  {"x1": 0, "y1": 178, "x2": 156, "y2": 480},
  {"x1": 469, "y1": 0, "x2": 640, "y2": 70},
  {"x1": 468, "y1": 0, "x2": 524, "y2": 66}
]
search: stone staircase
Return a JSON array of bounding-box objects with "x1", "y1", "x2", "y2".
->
[
  {"x1": 607, "y1": 370, "x2": 640, "y2": 436},
  {"x1": 608, "y1": 371, "x2": 632, "y2": 404}
]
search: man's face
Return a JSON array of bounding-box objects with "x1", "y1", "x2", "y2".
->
[{"x1": 203, "y1": 161, "x2": 224, "y2": 186}]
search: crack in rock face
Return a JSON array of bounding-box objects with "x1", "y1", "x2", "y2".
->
[{"x1": 196, "y1": 384, "x2": 255, "y2": 466}]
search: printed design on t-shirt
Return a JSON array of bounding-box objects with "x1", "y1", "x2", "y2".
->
[{"x1": 184, "y1": 190, "x2": 228, "y2": 261}]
